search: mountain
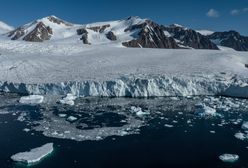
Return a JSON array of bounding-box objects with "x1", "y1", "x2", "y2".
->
[
  {"x1": 163, "y1": 24, "x2": 219, "y2": 50},
  {"x1": 207, "y1": 30, "x2": 248, "y2": 51},
  {"x1": 3, "y1": 15, "x2": 248, "y2": 51},
  {"x1": 7, "y1": 15, "x2": 80, "y2": 42},
  {"x1": 0, "y1": 21, "x2": 14, "y2": 34}
]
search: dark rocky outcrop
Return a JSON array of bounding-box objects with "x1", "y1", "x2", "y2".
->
[
  {"x1": 207, "y1": 31, "x2": 248, "y2": 51},
  {"x1": 122, "y1": 20, "x2": 179, "y2": 49},
  {"x1": 87, "y1": 24, "x2": 110, "y2": 33},
  {"x1": 77, "y1": 28, "x2": 90, "y2": 44},
  {"x1": 8, "y1": 27, "x2": 25, "y2": 40},
  {"x1": 9, "y1": 22, "x2": 53, "y2": 42},
  {"x1": 47, "y1": 16, "x2": 72, "y2": 26},
  {"x1": 23, "y1": 22, "x2": 53, "y2": 42},
  {"x1": 106, "y1": 31, "x2": 117, "y2": 41},
  {"x1": 164, "y1": 25, "x2": 219, "y2": 50}
]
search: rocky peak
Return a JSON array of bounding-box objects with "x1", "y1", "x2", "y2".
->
[
  {"x1": 208, "y1": 31, "x2": 248, "y2": 51},
  {"x1": 123, "y1": 19, "x2": 179, "y2": 49},
  {"x1": 23, "y1": 22, "x2": 53, "y2": 42},
  {"x1": 164, "y1": 25, "x2": 219, "y2": 50},
  {"x1": 45, "y1": 15, "x2": 73, "y2": 26}
]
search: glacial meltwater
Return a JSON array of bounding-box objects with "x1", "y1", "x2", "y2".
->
[{"x1": 1, "y1": 93, "x2": 248, "y2": 168}]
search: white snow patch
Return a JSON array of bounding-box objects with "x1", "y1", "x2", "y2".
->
[
  {"x1": 11, "y1": 143, "x2": 53, "y2": 164},
  {"x1": 196, "y1": 30, "x2": 214, "y2": 36},
  {"x1": 0, "y1": 21, "x2": 14, "y2": 34}
]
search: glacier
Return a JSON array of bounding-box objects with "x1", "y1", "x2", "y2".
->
[
  {"x1": 0, "y1": 74, "x2": 248, "y2": 98},
  {"x1": 0, "y1": 40, "x2": 247, "y2": 98}
]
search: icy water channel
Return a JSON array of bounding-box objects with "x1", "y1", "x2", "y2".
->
[{"x1": 1, "y1": 93, "x2": 248, "y2": 168}]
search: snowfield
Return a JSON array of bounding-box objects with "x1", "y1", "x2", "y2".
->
[{"x1": 0, "y1": 39, "x2": 247, "y2": 98}]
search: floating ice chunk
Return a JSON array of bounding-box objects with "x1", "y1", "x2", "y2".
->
[
  {"x1": 241, "y1": 122, "x2": 248, "y2": 130},
  {"x1": 130, "y1": 106, "x2": 150, "y2": 117},
  {"x1": 58, "y1": 113, "x2": 67, "y2": 118},
  {"x1": 19, "y1": 95, "x2": 44, "y2": 104},
  {"x1": 164, "y1": 124, "x2": 174, "y2": 128},
  {"x1": 11, "y1": 143, "x2": 53, "y2": 164},
  {"x1": 136, "y1": 111, "x2": 150, "y2": 117},
  {"x1": 219, "y1": 154, "x2": 239, "y2": 163},
  {"x1": 67, "y1": 116, "x2": 78, "y2": 122},
  {"x1": 210, "y1": 131, "x2": 216, "y2": 134},
  {"x1": 23, "y1": 128, "x2": 31, "y2": 132},
  {"x1": 196, "y1": 104, "x2": 217, "y2": 117},
  {"x1": 234, "y1": 132, "x2": 247, "y2": 140},
  {"x1": 202, "y1": 105, "x2": 216, "y2": 115},
  {"x1": 59, "y1": 94, "x2": 77, "y2": 106}
]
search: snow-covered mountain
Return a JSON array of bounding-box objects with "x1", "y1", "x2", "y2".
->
[
  {"x1": 7, "y1": 15, "x2": 81, "y2": 42},
  {"x1": 2, "y1": 15, "x2": 248, "y2": 51},
  {"x1": 208, "y1": 31, "x2": 248, "y2": 51},
  {"x1": 0, "y1": 21, "x2": 14, "y2": 34},
  {"x1": 163, "y1": 24, "x2": 218, "y2": 49}
]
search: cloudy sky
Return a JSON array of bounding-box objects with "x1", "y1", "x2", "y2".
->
[{"x1": 0, "y1": 0, "x2": 247, "y2": 35}]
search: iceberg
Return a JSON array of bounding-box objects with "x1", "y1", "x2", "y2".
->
[
  {"x1": 130, "y1": 106, "x2": 150, "y2": 117},
  {"x1": 11, "y1": 143, "x2": 53, "y2": 164},
  {"x1": 219, "y1": 154, "x2": 239, "y2": 163},
  {"x1": 241, "y1": 122, "x2": 248, "y2": 130},
  {"x1": 59, "y1": 93, "x2": 77, "y2": 106},
  {"x1": 234, "y1": 132, "x2": 247, "y2": 140},
  {"x1": 19, "y1": 95, "x2": 44, "y2": 104}
]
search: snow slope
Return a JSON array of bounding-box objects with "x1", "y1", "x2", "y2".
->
[
  {"x1": 196, "y1": 30, "x2": 214, "y2": 36},
  {"x1": 0, "y1": 39, "x2": 247, "y2": 98},
  {"x1": 0, "y1": 21, "x2": 14, "y2": 34}
]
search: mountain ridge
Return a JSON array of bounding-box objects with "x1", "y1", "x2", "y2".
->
[{"x1": 1, "y1": 15, "x2": 247, "y2": 51}]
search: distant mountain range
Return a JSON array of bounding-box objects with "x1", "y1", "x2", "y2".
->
[{"x1": 0, "y1": 15, "x2": 247, "y2": 51}]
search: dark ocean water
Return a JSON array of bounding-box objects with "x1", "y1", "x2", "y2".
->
[{"x1": 0, "y1": 94, "x2": 248, "y2": 168}]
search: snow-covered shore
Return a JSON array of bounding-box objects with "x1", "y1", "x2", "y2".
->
[{"x1": 0, "y1": 40, "x2": 247, "y2": 98}]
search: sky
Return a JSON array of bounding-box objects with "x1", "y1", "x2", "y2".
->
[{"x1": 0, "y1": 0, "x2": 247, "y2": 35}]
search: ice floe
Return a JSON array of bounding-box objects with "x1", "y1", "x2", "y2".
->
[
  {"x1": 11, "y1": 143, "x2": 53, "y2": 164},
  {"x1": 241, "y1": 121, "x2": 248, "y2": 130},
  {"x1": 234, "y1": 132, "x2": 247, "y2": 140},
  {"x1": 19, "y1": 95, "x2": 44, "y2": 104},
  {"x1": 130, "y1": 106, "x2": 150, "y2": 117},
  {"x1": 219, "y1": 154, "x2": 239, "y2": 163}
]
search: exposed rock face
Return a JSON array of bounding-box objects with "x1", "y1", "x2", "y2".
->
[
  {"x1": 23, "y1": 22, "x2": 53, "y2": 42},
  {"x1": 123, "y1": 20, "x2": 179, "y2": 49},
  {"x1": 208, "y1": 31, "x2": 248, "y2": 51},
  {"x1": 77, "y1": 28, "x2": 90, "y2": 44},
  {"x1": 8, "y1": 27, "x2": 25, "y2": 40},
  {"x1": 106, "y1": 31, "x2": 117, "y2": 41},
  {"x1": 47, "y1": 16, "x2": 73, "y2": 26},
  {"x1": 87, "y1": 24, "x2": 110, "y2": 33},
  {"x1": 164, "y1": 25, "x2": 219, "y2": 50},
  {"x1": 9, "y1": 22, "x2": 53, "y2": 42}
]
